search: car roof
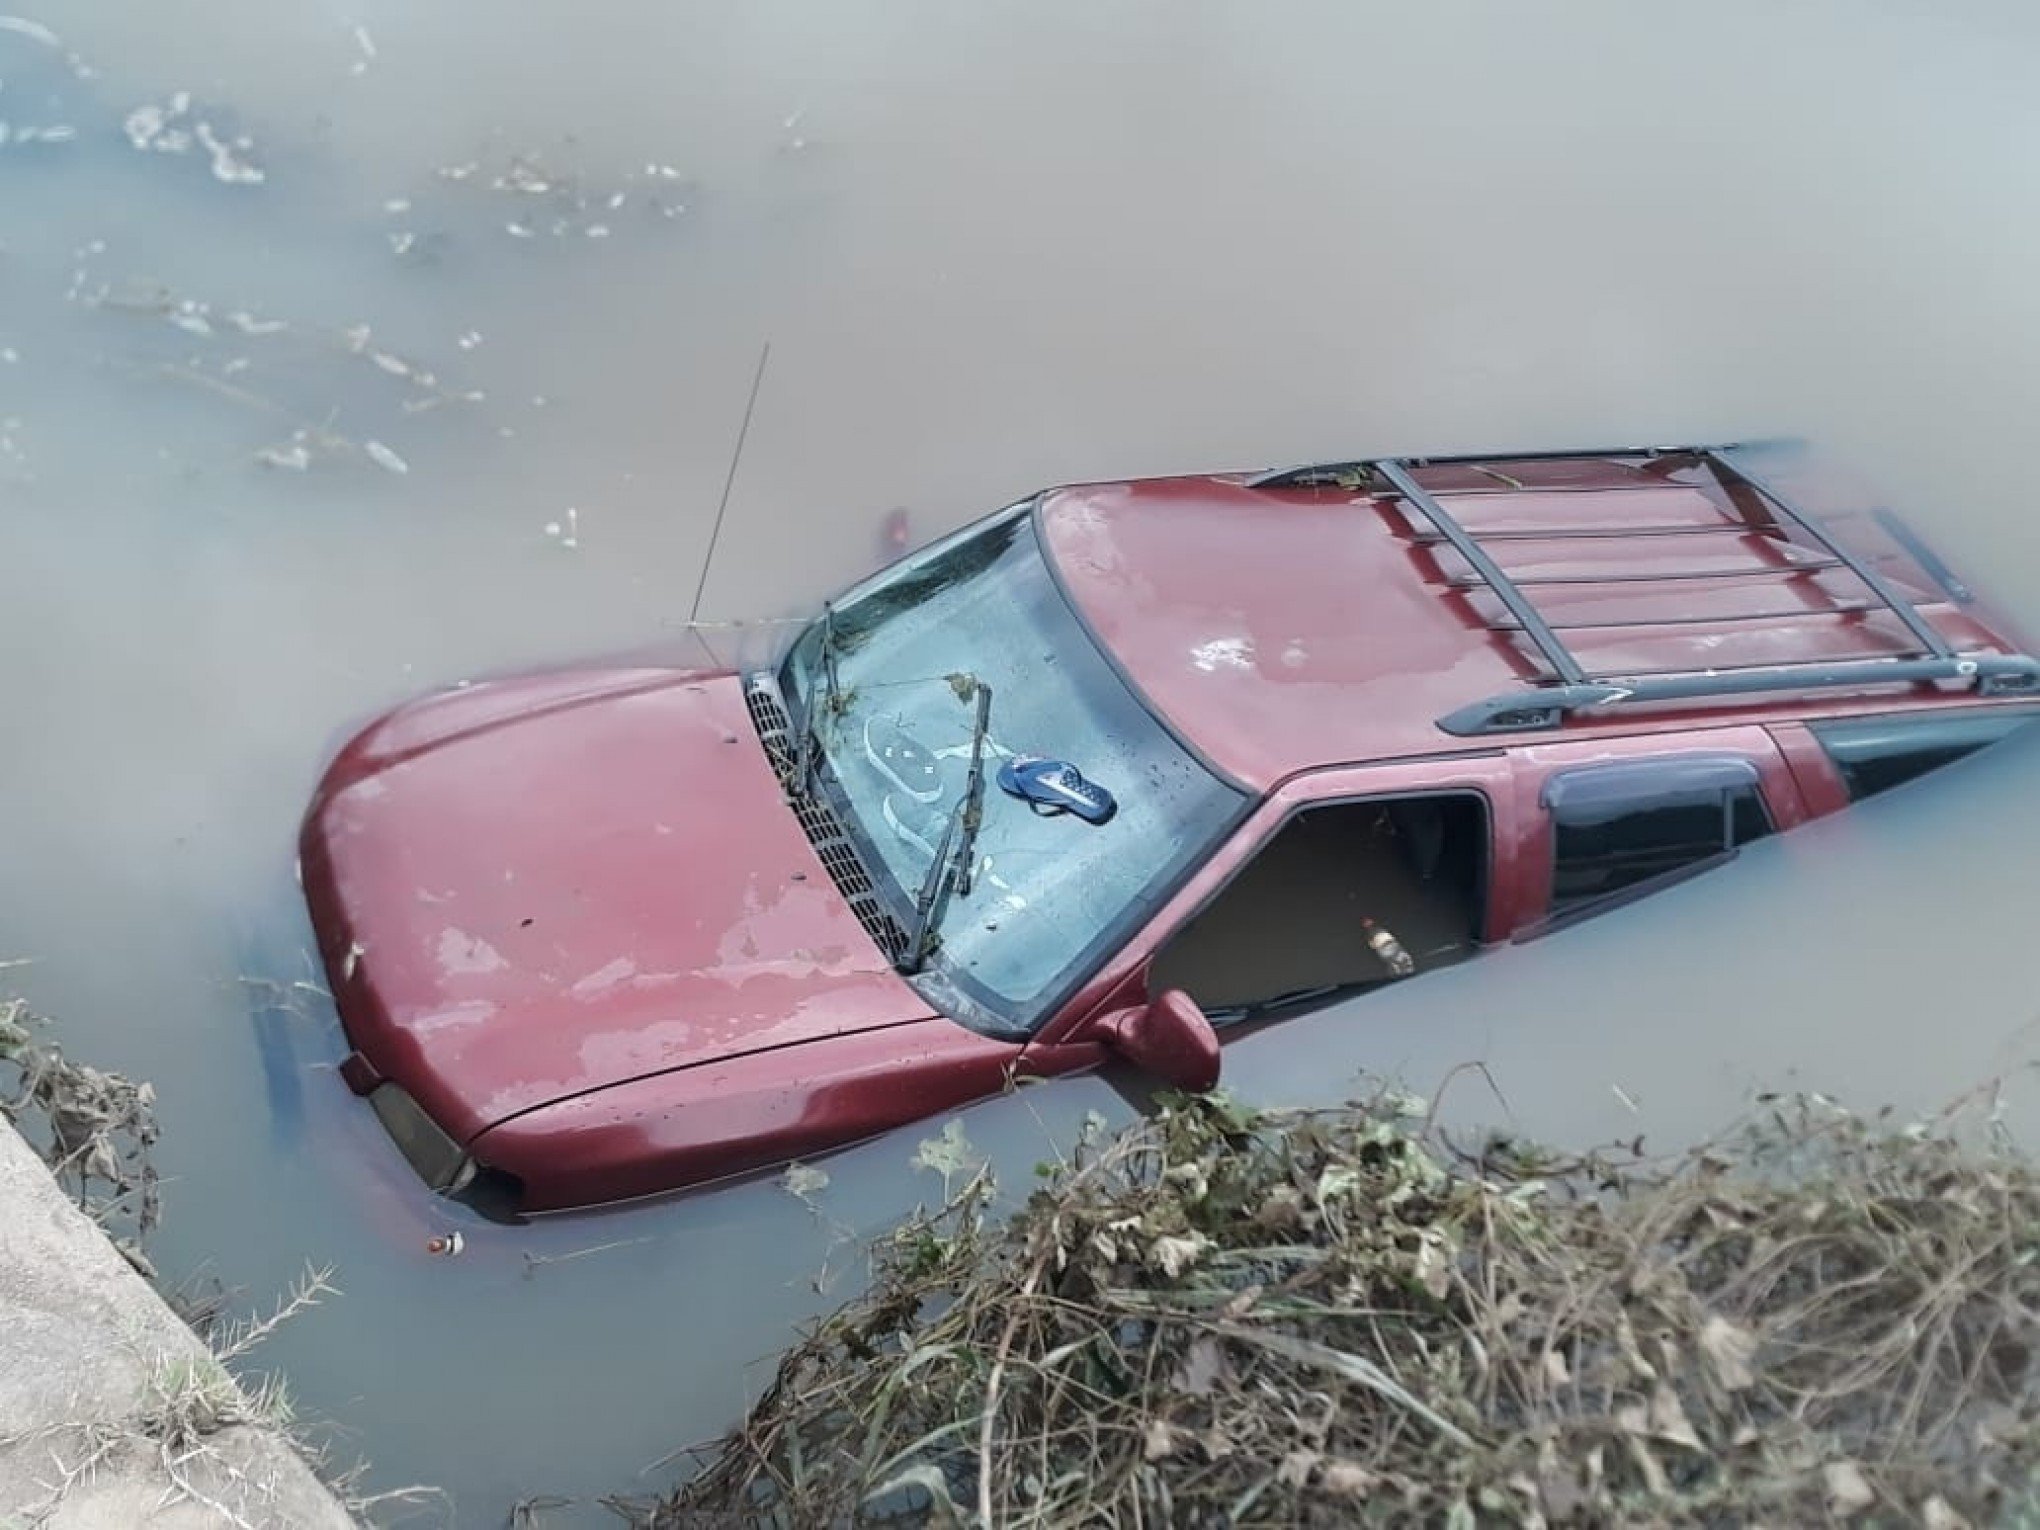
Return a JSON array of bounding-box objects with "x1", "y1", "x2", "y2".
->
[{"x1": 1036, "y1": 446, "x2": 2037, "y2": 792}]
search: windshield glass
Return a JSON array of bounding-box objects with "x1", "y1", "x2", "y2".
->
[{"x1": 780, "y1": 503, "x2": 1244, "y2": 1038}]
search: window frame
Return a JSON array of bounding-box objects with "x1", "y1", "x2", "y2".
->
[
  {"x1": 1137, "y1": 785, "x2": 1497, "y2": 1029},
  {"x1": 1534, "y1": 752, "x2": 1777, "y2": 935},
  {"x1": 1808, "y1": 704, "x2": 2040, "y2": 805}
]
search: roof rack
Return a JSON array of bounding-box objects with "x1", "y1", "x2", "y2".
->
[
  {"x1": 1250, "y1": 443, "x2": 2040, "y2": 736},
  {"x1": 1246, "y1": 442, "x2": 1699, "y2": 490}
]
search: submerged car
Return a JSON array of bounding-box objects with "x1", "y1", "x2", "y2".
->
[{"x1": 300, "y1": 440, "x2": 2040, "y2": 1218}]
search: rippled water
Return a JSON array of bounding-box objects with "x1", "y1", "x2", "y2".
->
[{"x1": 7, "y1": 1, "x2": 2040, "y2": 1520}]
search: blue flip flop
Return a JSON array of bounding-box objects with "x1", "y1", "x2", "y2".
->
[{"x1": 995, "y1": 756, "x2": 1117, "y2": 824}]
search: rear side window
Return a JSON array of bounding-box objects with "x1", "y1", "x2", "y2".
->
[
  {"x1": 1809, "y1": 708, "x2": 2040, "y2": 803},
  {"x1": 1543, "y1": 756, "x2": 1774, "y2": 920}
]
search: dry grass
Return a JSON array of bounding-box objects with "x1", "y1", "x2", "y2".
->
[
  {"x1": 0, "y1": 1263, "x2": 340, "y2": 1528},
  {"x1": 649, "y1": 1086, "x2": 2040, "y2": 1528}
]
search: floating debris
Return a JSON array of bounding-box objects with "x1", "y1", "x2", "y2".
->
[
  {"x1": 123, "y1": 91, "x2": 266, "y2": 184},
  {"x1": 782, "y1": 1162, "x2": 830, "y2": 1207},
  {"x1": 0, "y1": 12, "x2": 61, "y2": 47},
  {"x1": 363, "y1": 439, "x2": 409, "y2": 475},
  {"x1": 420, "y1": 141, "x2": 698, "y2": 243},
  {"x1": 194, "y1": 120, "x2": 263, "y2": 184},
  {"x1": 543, "y1": 507, "x2": 579, "y2": 548},
  {"x1": 456, "y1": 330, "x2": 483, "y2": 350},
  {"x1": 519, "y1": 1235, "x2": 652, "y2": 1278},
  {"x1": 494, "y1": 156, "x2": 553, "y2": 196},
  {"x1": 167, "y1": 300, "x2": 213, "y2": 336},
  {"x1": 0, "y1": 13, "x2": 96, "y2": 78},
  {"x1": 910, "y1": 1117, "x2": 982, "y2": 1193},
  {"x1": 349, "y1": 22, "x2": 376, "y2": 76},
  {"x1": 399, "y1": 388, "x2": 484, "y2": 416},
  {"x1": 124, "y1": 93, "x2": 193, "y2": 153},
  {"x1": 425, "y1": 1231, "x2": 464, "y2": 1257},
  {"x1": 255, "y1": 438, "x2": 312, "y2": 472},
  {"x1": 0, "y1": 121, "x2": 78, "y2": 148},
  {"x1": 84, "y1": 274, "x2": 487, "y2": 473},
  {"x1": 222, "y1": 309, "x2": 288, "y2": 337}
]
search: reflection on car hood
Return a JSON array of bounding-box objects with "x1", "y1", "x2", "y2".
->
[{"x1": 300, "y1": 667, "x2": 934, "y2": 1143}]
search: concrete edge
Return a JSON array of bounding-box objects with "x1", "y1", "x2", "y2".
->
[{"x1": 0, "y1": 1116, "x2": 360, "y2": 1529}]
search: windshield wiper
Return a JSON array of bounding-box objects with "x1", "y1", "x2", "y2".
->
[
  {"x1": 902, "y1": 679, "x2": 993, "y2": 973},
  {"x1": 790, "y1": 601, "x2": 841, "y2": 797}
]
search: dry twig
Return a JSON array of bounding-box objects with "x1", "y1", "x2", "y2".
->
[{"x1": 643, "y1": 1087, "x2": 2040, "y2": 1527}]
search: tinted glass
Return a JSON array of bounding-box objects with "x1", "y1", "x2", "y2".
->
[
  {"x1": 1810, "y1": 707, "x2": 2040, "y2": 802},
  {"x1": 1549, "y1": 769, "x2": 1772, "y2": 916}
]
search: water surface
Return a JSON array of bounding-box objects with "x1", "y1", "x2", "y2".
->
[{"x1": 6, "y1": 2, "x2": 2040, "y2": 1520}]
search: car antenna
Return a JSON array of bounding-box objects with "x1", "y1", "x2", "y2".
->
[{"x1": 687, "y1": 339, "x2": 773, "y2": 627}]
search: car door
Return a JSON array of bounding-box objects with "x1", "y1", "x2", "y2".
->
[
  {"x1": 1018, "y1": 752, "x2": 1526, "y2": 1073},
  {"x1": 1506, "y1": 724, "x2": 1811, "y2": 939}
]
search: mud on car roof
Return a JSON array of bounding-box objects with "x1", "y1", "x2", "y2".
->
[{"x1": 1243, "y1": 441, "x2": 2040, "y2": 737}]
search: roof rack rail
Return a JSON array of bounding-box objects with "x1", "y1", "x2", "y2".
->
[
  {"x1": 1247, "y1": 441, "x2": 2040, "y2": 735},
  {"x1": 1246, "y1": 442, "x2": 1720, "y2": 492},
  {"x1": 1374, "y1": 459, "x2": 1588, "y2": 684},
  {"x1": 1709, "y1": 452, "x2": 1956, "y2": 660},
  {"x1": 1437, "y1": 655, "x2": 2040, "y2": 737}
]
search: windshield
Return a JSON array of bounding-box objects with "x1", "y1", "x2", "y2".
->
[{"x1": 780, "y1": 502, "x2": 1244, "y2": 1038}]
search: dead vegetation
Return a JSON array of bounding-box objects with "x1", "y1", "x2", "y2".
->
[
  {"x1": 1, "y1": 994, "x2": 161, "y2": 1269},
  {"x1": 651, "y1": 1086, "x2": 2040, "y2": 1528},
  {"x1": 426, "y1": 138, "x2": 696, "y2": 244},
  {"x1": 79, "y1": 275, "x2": 490, "y2": 477}
]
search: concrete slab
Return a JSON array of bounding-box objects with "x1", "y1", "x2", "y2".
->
[{"x1": 0, "y1": 1119, "x2": 358, "y2": 1529}]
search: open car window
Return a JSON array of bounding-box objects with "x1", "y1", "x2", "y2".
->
[{"x1": 1149, "y1": 794, "x2": 1490, "y2": 1027}]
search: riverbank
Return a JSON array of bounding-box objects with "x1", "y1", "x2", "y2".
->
[
  {"x1": 657, "y1": 1086, "x2": 2040, "y2": 1527},
  {"x1": 1, "y1": 1007, "x2": 355, "y2": 1528}
]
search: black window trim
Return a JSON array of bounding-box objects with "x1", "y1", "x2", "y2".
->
[
  {"x1": 1807, "y1": 703, "x2": 2040, "y2": 804},
  {"x1": 1526, "y1": 751, "x2": 1777, "y2": 940}
]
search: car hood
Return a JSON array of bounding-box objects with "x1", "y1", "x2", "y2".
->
[{"x1": 301, "y1": 668, "x2": 932, "y2": 1143}]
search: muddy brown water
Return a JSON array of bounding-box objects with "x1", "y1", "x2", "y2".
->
[{"x1": 7, "y1": 2, "x2": 2040, "y2": 1520}]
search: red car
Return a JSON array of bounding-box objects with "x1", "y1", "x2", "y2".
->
[{"x1": 300, "y1": 441, "x2": 2040, "y2": 1218}]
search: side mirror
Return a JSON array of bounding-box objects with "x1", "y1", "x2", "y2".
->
[{"x1": 1097, "y1": 988, "x2": 1220, "y2": 1094}]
